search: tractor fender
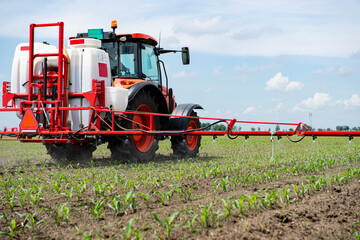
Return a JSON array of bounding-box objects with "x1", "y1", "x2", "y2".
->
[
  {"x1": 127, "y1": 82, "x2": 169, "y2": 130},
  {"x1": 169, "y1": 103, "x2": 204, "y2": 130}
]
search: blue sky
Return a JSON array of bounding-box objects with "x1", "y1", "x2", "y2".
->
[{"x1": 0, "y1": 0, "x2": 359, "y2": 130}]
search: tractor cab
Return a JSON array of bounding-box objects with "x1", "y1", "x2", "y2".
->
[{"x1": 75, "y1": 20, "x2": 189, "y2": 89}]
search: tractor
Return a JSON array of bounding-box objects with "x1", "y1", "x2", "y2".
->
[{"x1": 6, "y1": 21, "x2": 202, "y2": 161}]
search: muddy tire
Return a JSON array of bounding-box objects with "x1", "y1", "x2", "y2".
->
[
  {"x1": 171, "y1": 111, "x2": 201, "y2": 158},
  {"x1": 108, "y1": 90, "x2": 159, "y2": 162},
  {"x1": 45, "y1": 143, "x2": 96, "y2": 161}
]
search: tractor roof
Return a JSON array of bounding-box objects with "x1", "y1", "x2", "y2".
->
[{"x1": 75, "y1": 30, "x2": 158, "y2": 46}]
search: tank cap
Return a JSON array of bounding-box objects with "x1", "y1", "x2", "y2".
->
[{"x1": 68, "y1": 38, "x2": 101, "y2": 49}]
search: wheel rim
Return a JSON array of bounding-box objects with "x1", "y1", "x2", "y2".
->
[
  {"x1": 186, "y1": 120, "x2": 198, "y2": 151},
  {"x1": 132, "y1": 104, "x2": 154, "y2": 152}
]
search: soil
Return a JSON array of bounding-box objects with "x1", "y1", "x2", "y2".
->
[{"x1": 0, "y1": 138, "x2": 359, "y2": 239}]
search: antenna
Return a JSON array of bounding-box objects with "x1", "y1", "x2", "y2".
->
[{"x1": 158, "y1": 31, "x2": 161, "y2": 48}]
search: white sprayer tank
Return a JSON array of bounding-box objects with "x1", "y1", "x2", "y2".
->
[{"x1": 10, "y1": 38, "x2": 129, "y2": 130}]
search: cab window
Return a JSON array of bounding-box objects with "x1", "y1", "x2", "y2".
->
[
  {"x1": 141, "y1": 44, "x2": 159, "y2": 82},
  {"x1": 120, "y1": 42, "x2": 138, "y2": 78}
]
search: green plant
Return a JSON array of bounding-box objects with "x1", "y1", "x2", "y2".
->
[
  {"x1": 63, "y1": 187, "x2": 74, "y2": 201},
  {"x1": 152, "y1": 211, "x2": 181, "y2": 239},
  {"x1": 211, "y1": 210, "x2": 223, "y2": 227},
  {"x1": 121, "y1": 217, "x2": 138, "y2": 240},
  {"x1": 200, "y1": 203, "x2": 212, "y2": 227},
  {"x1": 61, "y1": 204, "x2": 70, "y2": 223},
  {"x1": 108, "y1": 195, "x2": 122, "y2": 216},
  {"x1": 221, "y1": 195, "x2": 232, "y2": 220},
  {"x1": 90, "y1": 198, "x2": 106, "y2": 219},
  {"x1": 187, "y1": 214, "x2": 199, "y2": 232},
  {"x1": 219, "y1": 176, "x2": 230, "y2": 192},
  {"x1": 0, "y1": 219, "x2": 19, "y2": 238},
  {"x1": 183, "y1": 184, "x2": 196, "y2": 200},
  {"x1": 75, "y1": 226, "x2": 92, "y2": 240},
  {"x1": 16, "y1": 211, "x2": 45, "y2": 232},
  {"x1": 233, "y1": 195, "x2": 247, "y2": 215},
  {"x1": 122, "y1": 191, "x2": 136, "y2": 214}
]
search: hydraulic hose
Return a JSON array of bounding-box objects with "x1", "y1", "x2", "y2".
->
[{"x1": 286, "y1": 135, "x2": 306, "y2": 143}]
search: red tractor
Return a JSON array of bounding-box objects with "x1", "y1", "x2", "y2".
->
[
  {"x1": 4, "y1": 21, "x2": 202, "y2": 161},
  {"x1": 83, "y1": 21, "x2": 203, "y2": 161}
]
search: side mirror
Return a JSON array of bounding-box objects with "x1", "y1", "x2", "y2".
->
[{"x1": 181, "y1": 47, "x2": 190, "y2": 65}]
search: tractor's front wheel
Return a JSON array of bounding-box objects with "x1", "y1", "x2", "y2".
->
[
  {"x1": 108, "y1": 90, "x2": 159, "y2": 162},
  {"x1": 171, "y1": 111, "x2": 201, "y2": 158}
]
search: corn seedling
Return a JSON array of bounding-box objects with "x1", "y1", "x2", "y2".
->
[
  {"x1": 247, "y1": 194, "x2": 259, "y2": 212},
  {"x1": 165, "y1": 189, "x2": 174, "y2": 205},
  {"x1": 152, "y1": 211, "x2": 180, "y2": 239},
  {"x1": 108, "y1": 195, "x2": 122, "y2": 216},
  {"x1": 183, "y1": 184, "x2": 196, "y2": 200},
  {"x1": 75, "y1": 180, "x2": 86, "y2": 201},
  {"x1": 231, "y1": 175, "x2": 240, "y2": 190},
  {"x1": 123, "y1": 191, "x2": 136, "y2": 214},
  {"x1": 0, "y1": 219, "x2": 19, "y2": 238},
  {"x1": 120, "y1": 217, "x2": 138, "y2": 240},
  {"x1": 154, "y1": 190, "x2": 166, "y2": 205},
  {"x1": 212, "y1": 179, "x2": 220, "y2": 194},
  {"x1": 211, "y1": 210, "x2": 224, "y2": 227},
  {"x1": 200, "y1": 203, "x2": 212, "y2": 227},
  {"x1": 221, "y1": 195, "x2": 233, "y2": 220},
  {"x1": 75, "y1": 226, "x2": 92, "y2": 240},
  {"x1": 241, "y1": 172, "x2": 255, "y2": 187},
  {"x1": 61, "y1": 204, "x2": 70, "y2": 223},
  {"x1": 63, "y1": 187, "x2": 74, "y2": 201},
  {"x1": 137, "y1": 192, "x2": 151, "y2": 208},
  {"x1": 292, "y1": 184, "x2": 300, "y2": 198},
  {"x1": 219, "y1": 176, "x2": 230, "y2": 192},
  {"x1": 90, "y1": 198, "x2": 106, "y2": 219},
  {"x1": 233, "y1": 195, "x2": 246, "y2": 215},
  {"x1": 24, "y1": 212, "x2": 46, "y2": 231},
  {"x1": 187, "y1": 214, "x2": 199, "y2": 232}
]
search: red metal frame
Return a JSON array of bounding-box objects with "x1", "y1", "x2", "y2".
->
[{"x1": 0, "y1": 22, "x2": 359, "y2": 144}]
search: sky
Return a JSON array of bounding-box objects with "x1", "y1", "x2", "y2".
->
[{"x1": 0, "y1": 0, "x2": 359, "y2": 130}]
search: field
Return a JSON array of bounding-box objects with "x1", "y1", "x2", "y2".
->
[{"x1": 0, "y1": 136, "x2": 359, "y2": 239}]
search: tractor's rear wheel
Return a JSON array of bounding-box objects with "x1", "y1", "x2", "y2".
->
[
  {"x1": 108, "y1": 90, "x2": 159, "y2": 162},
  {"x1": 171, "y1": 111, "x2": 201, "y2": 158},
  {"x1": 44, "y1": 143, "x2": 96, "y2": 161}
]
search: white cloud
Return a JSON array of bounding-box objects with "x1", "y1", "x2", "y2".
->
[
  {"x1": 212, "y1": 66, "x2": 223, "y2": 76},
  {"x1": 293, "y1": 92, "x2": 331, "y2": 112},
  {"x1": 172, "y1": 71, "x2": 196, "y2": 79},
  {"x1": 243, "y1": 106, "x2": 256, "y2": 114},
  {"x1": 161, "y1": 36, "x2": 181, "y2": 49},
  {"x1": 174, "y1": 16, "x2": 232, "y2": 36},
  {"x1": 336, "y1": 66, "x2": 358, "y2": 77},
  {"x1": 265, "y1": 72, "x2": 303, "y2": 91},
  {"x1": 234, "y1": 63, "x2": 274, "y2": 74},
  {"x1": 231, "y1": 25, "x2": 281, "y2": 41},
  {"x1": 1, "y1": 1, "x2": 360, "y2": 57},
  {"x1": 285, "y1": 81, "x2": 303, "y2": 91},
  {"x1": 350, "y1": 49, "x2": 360, "y2": 59},
  {"x1": 314, "y1": 66, "x2": 334, "y2": 76},
  {"x1": 314, "y1": 66, "x2": 357, "y2": 77},
  {"x1": 273, "y1": 103, "x2": 283, "y2": 111},
  {"x1": 203, "y1": 87, "x2": 212, "y2": 93},
  {"x1": 337, "y1": 94, "x2": 360, "y2": 108}
]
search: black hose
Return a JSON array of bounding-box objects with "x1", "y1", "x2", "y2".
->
[
  {"x1": 113, "y1": 113, "x2": 227, "y2": 135},
  {"x1": 286, "y1": 135, "x2": 306, "y2": 143}
]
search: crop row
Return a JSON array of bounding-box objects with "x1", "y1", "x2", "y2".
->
[{"x1": 1, "y1": 165, "x2": 359, "y2": 239}]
